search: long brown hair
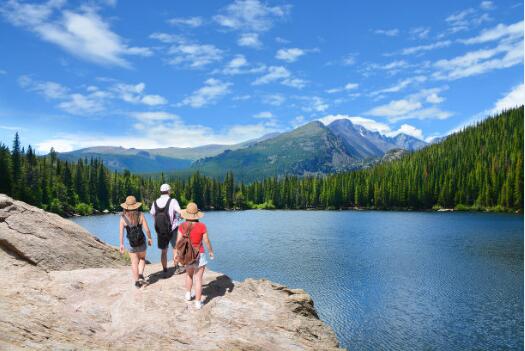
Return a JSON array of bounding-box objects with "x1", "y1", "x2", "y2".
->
[{"x1": 124, "y1": 209, "x2": 140, "y2": 226}]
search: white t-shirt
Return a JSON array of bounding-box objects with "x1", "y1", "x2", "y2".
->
[{"x1": 150, "y1": 195, "x2": 181, "y2": 231}]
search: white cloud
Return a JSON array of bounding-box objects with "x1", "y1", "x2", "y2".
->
[
  {"x1": 290, "y1": 115, "x2": 305, "y2": 127},
  {"x1": 409, "y1": 27, "x2": 430, "y2": 39},
  {"x1": 253, "y1": 111, "x2": 273, "y2": 119},
  {"x1": 1, "y1": 1, "x2": 151, "y2": 67},
  {"x1": 275, "y1": 36, "x2": 289, "y2": 44},
  {"x1": 262, "y1": 94, "x2": 285, "y2": 106},
  {"x1": 275, "y1": 48, "x2": 305, "y2": 62},
  {"x1": 237, "y1": 33, "x2": 262, "y2": 48},
  {"x1": 480, "y1": 1, "x2": 494, "y2": 10},
  {"x1": 219, "y1": 55, "x2": 265, "y2": 75},
  {"x1": 232, "y1": 94, "x2": 251, "y2": 101},
  {"x1": 399, "y1": 40, "x2": 452, "y2": 55},
  {"x1": 179, "y1": 79, "x2": 232, "y2": 108},
  {"x1": 282, "y1": 78, "x2": 307, "y2": 89},
  {"x1": 131, "y1": 111, "x2": 179, "y2": 122},
  {"x1": 444, "y1": 7, "x2": 492, "y2": 34},
  {"x1": 252, "y1": 66, "x2": 306, "y2": 88},
  {"x1": 318, "y1": 114, "x2": 425, "y2": 140},
  {"x1": 213, "y1": 0, "x2": 290, "y2": 32},
  {"x1": 19, "y1": 76, "x2": 168, "y2": 114},
  {"x1": 342, "y1": 53, "x2": 357, "y2": 66},
  {"x1": 112, "y1": 82, "x2": 167, "y2": 106},
  {"x1": 370, "y1": 75, "x2": 426, "y2": 96},
  {"x1": 459, "y1": 21, "x2": 523, "y2": 45},
  {"x1": 149, "y1": 32, "x2": 183, "y2": 43},
  {"x1": 252, "y1": 66, "x2": 289, "y2": 84},
  {"x1": 490, "y1": 84, "x2": 525, "y2": 114},
  {"x1": 167, "y1": 17, "x2": 203, "y2": 27},
  {"x1": 301, "y1": 96, "x2": 328, "y2": 113},
  {"x1": 167, "y1": 42, "x2": 223, "y2": 69},
  {"x1": 326, "y1": 82, "x2": 359, "y2": 94},
  {"x1": 433, "y1": 38, "x2": 523, "y2": 80},
  {"x1": 373, "y1": 28, "x2": 399, "y2": 36},
  {"x1": 367, "y1": 88, "x2": 451, "y2": 122}
]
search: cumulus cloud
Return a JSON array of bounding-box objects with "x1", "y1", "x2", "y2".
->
[
  {"x1": 367, "y1": 88, "x2": 452, "y2": 122},
  {"x1": 18, "y1": 75, "x2": 167, "y2": 114},
  {"x1": 179, "y1": 79, "x2": 232, "y2": 108},
  {"x1": 252, "y1": 66, "x2": 306, "y2": 88},
  {"x1": 275, "y1": 48, "x2": 305, "y2": 62},
  {"x1": 213, "y1": 0, "x2": 290, "y2": 32},
  {"x1": 1, "y1": 0, "x2": 151, "y2": 67},
  {"x1": 326, "y1": 82, "x2": 359, "y2": 94},
  {"x1": 237, "y1": 33, "x2": 262, "y2": 48}
]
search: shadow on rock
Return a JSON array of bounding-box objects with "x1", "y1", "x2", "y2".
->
[
  {"x1": 146, "y1": 266, "x2": 179, "y2": 285},
  {"x1": 203, "y1": 275, "x2": 235, "y2": 304}
]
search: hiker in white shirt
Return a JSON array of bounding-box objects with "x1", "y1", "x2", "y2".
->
[{"x1": 150, "y1": 183, "x2": 183, "y2": 276}]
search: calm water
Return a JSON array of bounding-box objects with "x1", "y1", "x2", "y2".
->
[{"x1": 71, "y1": 211, "x2": 523, "y2": 350}]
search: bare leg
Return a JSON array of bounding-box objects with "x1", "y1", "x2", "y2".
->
[
  {"x1": 129, "y1": 252, "x2": 139, "y2": 282},
  {"x1": 138, "y1": 251, "x2": 146, "y2": 276},
  {"x1": 194, "y1": 266, "x2": 206, "y2": 302},
  {"x1": 161, "y1": 248, "x2": 168, "y2": 269},
  {"x1": 172, "y1": 247, "x2": 178, "y2": 268},
  {"x1": 185, "y1": 266, "x2": 195, "y2": 293}
]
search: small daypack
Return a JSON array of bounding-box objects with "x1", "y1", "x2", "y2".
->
[
  {"x1": 122, "y1": 214, "x2": 145, "y2": 247},
  {"x1": 176, "y1": 223, "x2": 199, "y2": 265},
  {"x1": 154, "y1": 198, "x2": 172, "y2": 239}
]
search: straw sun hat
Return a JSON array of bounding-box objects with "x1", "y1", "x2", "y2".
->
[
  {"x1": 120, "y1": 195, "x2": 142, "y2": 210},
  {"x1": 181, "y1": 202, "x2": 204, "y2": 220}
]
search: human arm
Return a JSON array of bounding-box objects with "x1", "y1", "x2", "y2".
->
[
  {"x1": 141, "y1": 213, "x2": 153, "y2": 246},
  {"x1": 119, "y1": 217, "x2": 125, "y2": 254},
  {"x1": 203, "y1": 232, "x2": 214, "y2": 259}
]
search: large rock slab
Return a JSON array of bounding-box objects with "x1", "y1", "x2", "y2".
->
[{"x1": 0, "y1": 194, "x2": 126, "y2": 271}]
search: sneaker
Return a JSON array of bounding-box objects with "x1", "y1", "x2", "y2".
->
[
  {"x1": 162, "y1": 268, "x2": 168, "y2": 278},
  {"x1": 194, "y1": 300, "x2": 203, "y2": 310},
  {"x1": 184, "y1": 291, "x2": 195, "y2": 301},
  {"x1": 134, "y1": 280, "x2": 142, "y2": 289},
  {"x1": 138, "y1": 274, "x2": 145, "y2": 283}
]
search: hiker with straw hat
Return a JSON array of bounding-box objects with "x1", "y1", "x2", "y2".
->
[
  {"x1": 119, "y1": 195, "x2": 153, "y2": 288},
  {"x1": 175, "y1": 202, "x2": 214, "y2": 309}
]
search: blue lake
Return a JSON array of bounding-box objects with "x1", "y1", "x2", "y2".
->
[{"x1": 71, "y1": 210, "x2": 523, "y2": 350}]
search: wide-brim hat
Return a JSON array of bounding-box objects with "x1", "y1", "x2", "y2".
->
[
  {"x1": 121, "y1": 195, "x2": 142, "y2": 210},
  {"x1": 181, "y1": 202, "x2": 204, "y2": 220}
]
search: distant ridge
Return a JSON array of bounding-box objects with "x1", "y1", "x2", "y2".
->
[{"x1": 57, "y1": 118, "x2": 426, "y2": 179}]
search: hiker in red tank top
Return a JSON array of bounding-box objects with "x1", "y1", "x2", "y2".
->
[
  {"x1": 175, "y1": 202, "x2": 214, "y2": 310},
  {"x1": 179, "y1": 221, "x2": 207, "y2": 253}
]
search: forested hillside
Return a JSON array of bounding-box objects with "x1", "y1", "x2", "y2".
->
[{"x1": 0, "y1": 107, "x2": 522, "y2": 214}]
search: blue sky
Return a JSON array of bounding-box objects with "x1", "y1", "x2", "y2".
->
[{"x1": 0, "y1": 0, "x2": 523, "y2": 153}]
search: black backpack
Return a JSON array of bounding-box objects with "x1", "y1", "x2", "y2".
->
[
  {"x1": 154, "y1": 198, "x2": 172, "y2": 239},
  {"x1": 122, "y1": 215, "x2": 146, "y2": 247}
]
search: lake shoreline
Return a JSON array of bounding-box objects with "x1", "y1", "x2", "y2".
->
[{"x1": 64, "y1": 205, "x2": 523, "y2": 218}]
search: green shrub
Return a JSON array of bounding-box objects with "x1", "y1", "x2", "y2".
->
[
  {"x1": 454, "y1": 204, "x2": 471, "y2": 211},
  {"x1": 75, "y1": 202, "x2": 93, "y2": 216},
  {"x1": 48, "y1": 198, "x2": 63, "y2": 215}
]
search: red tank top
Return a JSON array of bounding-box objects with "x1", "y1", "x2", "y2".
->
[{"x1": 179, "y1": 222, "x2": 207, "y2": 253}]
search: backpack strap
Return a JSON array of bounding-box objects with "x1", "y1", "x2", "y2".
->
[
  {"x1": 163, "y1": 198, "x2": 172, "y2": 214},
  {"x1": 122, "y1": 213, "x2": 140, "y2": 227},
  {"x1": 121, "y1": 214, "x2": 131, "y2": 227}
]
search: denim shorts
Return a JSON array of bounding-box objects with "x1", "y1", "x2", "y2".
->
[
  {"x1": 129, "y1": 243, "x2": 146, "y2": 253},
  {"x1": 185, "y1": 253, "x2": 208, "y2": 269}
]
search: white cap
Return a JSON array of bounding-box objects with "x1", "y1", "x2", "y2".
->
[{"x1": 160, "y1": 183, "x2": 171, "y2": 192}]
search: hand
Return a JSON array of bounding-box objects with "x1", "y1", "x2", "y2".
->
[
  {"x1": 147, "y1": 238, "x2": 152, "y2": 246},
  {"x1": 119, "y1": 244, "x2": 125, "y2": 254},
  {"x1": 209, "y1": 252, "x2": 215, "y2": 260}
]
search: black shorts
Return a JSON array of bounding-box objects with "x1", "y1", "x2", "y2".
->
[{"x1": 157, "y1": 229, "x2": 177, "y2": 250}]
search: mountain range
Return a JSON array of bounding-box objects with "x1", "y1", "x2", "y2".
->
[{"x1": 58, "y1": 118, "x2": 427, "y2": 180}]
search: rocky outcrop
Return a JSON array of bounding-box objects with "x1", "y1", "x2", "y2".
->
[
  {"x1": 0, "y1": 194, "x2": 127, "y2": 271},
  {"x1": 0, "y1": 195, "x2": 343, "y2": 350}
]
